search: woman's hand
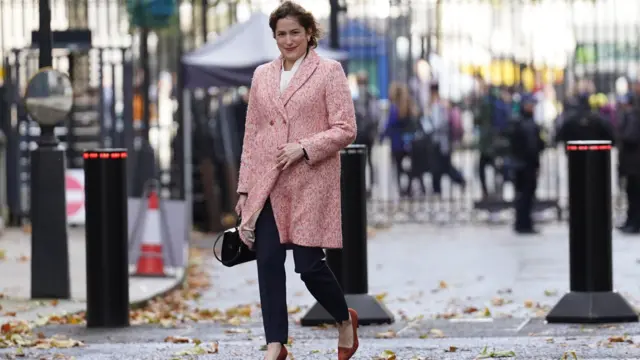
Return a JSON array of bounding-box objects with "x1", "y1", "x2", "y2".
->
[
  {"x1": 235, "y1": 194, "x2": 248, "y2": 216},
  {"x1": 276, "y1": 143, "x2": 305, "y2": 170}
]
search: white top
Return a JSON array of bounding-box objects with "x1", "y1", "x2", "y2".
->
[{"x1": 280, "y1": 55, "x2": 305, "y2": 93}]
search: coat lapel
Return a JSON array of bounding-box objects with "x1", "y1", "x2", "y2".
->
[
  {"x1": 267, "y1": 58, "x2": 287, "y2": 119},
  {"x1": 280, "y1": 50, "x2": 320, "y2": 107}
]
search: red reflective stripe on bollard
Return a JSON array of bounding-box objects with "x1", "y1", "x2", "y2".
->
[
  {"x1": 566, "y1": 145, "x2": 612, "y2": 151},
  {"x1": 83, "y1": 151, "x2": 128, "y2": 159}
]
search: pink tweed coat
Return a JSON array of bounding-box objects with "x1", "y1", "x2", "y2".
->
[{"x1": 237, "y1": 49, "x2": 356, "y2": 249}]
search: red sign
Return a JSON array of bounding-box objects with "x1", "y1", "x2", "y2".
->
[{"x1": 65, "y1": 174, "x2": 84, "y2": 217}]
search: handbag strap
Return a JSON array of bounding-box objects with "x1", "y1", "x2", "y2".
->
[
  {"x1": 213, "y1": 218, "x2": 243, "y2": 265},
  {"x1": 213, "y1": 232, "x2": 226, "y2": 263}
]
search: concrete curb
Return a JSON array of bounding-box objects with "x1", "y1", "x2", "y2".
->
[
  {"x1": 128, "y1": 269, "x2": 188, "y2": 311},
  {"x1": 0, "y1": 269, "x2": 188, "y2": 325}
]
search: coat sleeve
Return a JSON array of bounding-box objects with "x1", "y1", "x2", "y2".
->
[
  {"x1": 237, "y1": 70, "x2": 261, "y2": 194},
  {"x1": 298, "y1": 62, "x2": 357, "y2": 166}
]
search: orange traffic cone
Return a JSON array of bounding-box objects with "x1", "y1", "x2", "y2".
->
[{"x1": 134, "y1": 191, "x2": 166, "y2": 277}]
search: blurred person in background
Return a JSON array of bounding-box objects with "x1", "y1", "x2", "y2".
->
[
  {"x1": 618, "y1": 82, "x2": 640, "y2": 234},
  {"x1": 508, "y1": 95, "x2": 546, "y2": 234},
  {"x1": 474, "y1": 82, "x2": 510, "y2": 199},
  {"x1": 353, "y1": 71, "x2": 379, "y2": 197},
  {"x1": 599, "y1": 93, "x2": 618, "y2": 129},
  {"x1": 555, "y1": 90, "x2": 615, "y2": 145},
  {"x1": 381, "y1": 82, "x2": 420, "y2": 197},
  {"x1": 533, "y1": 84, "x2": 559, "y2": 131},
  {"x1": 472, "y1": 76, "x2": 495, "y2": 198},
  {"x1": 409, "y1": 58, "x2": 432, "y2": 115},
  {"x1": 422, "y1": 82, "x2": 465, "y2": 196}
]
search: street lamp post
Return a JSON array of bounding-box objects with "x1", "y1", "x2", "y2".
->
[{"x1": 38, "y1": 0, "x2": 53, "y2": 68}]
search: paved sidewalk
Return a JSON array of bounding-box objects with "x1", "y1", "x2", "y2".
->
[
  {"x1": 1, "y1": 224, "x2": 639, "y2": 359},
  {"x1": 203, "y1": 223, "x2": 640, "y2": 321},
  {"x1": 3, "y1": 223, "x2": 640, "y2": 359},
  {"x1": 0, "y1": 228, "x2": 185, "y2": 323}
]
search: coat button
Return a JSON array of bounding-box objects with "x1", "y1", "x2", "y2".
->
[{"x1": 270, "y1": 120, "x2": 274, "y2": 126}]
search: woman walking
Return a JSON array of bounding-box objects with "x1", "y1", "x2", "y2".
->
[
  {"x1": 234, "y1": 2, "x2": 359, "y2": 359},
  {"x1": 381, "y1": 82, "x2": 425, "y2": 197}
]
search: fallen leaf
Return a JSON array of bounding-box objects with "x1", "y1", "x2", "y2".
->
[
  {"x1": 439, "y1": 280, "x2": 448, "y2": 289},
  {"x1": 173, "y1": 342, "x2": 219, "y2": 356},
  {"x1": 0, "y1": 250, "x2": 5, "y2": 260},
  {"x1": 374, "y1": 349, "x2": 397, "y2": 360},
  {"x1": 561, "y1": 350, "x2": 578, "y2": 359},
  {"x1": 446, "y1": 346, "x2": 458, "y2": 352},
  {"x1": 608, "y1": 335, "x2": 633, "y2": 344},
  {"x1": 524, "y1": 300, "x2": 534, "y2": 308},
  {"x1": 463, "y1": 306, "x2": 479, "y2": 314},
  {"x1": 48, "y1": 338, "x2": 84, "y2": 348},
  {"x1": 375, "y1": 292, "x2": 388, "y2": 302},
  {"x1": 287, "y1": 306, "x2": 301, "y2": 314},
  {"x1": 430, "y1": 328, "x2": 445, "y2": 338},
  {"x1": 476, "y1": 345, "x2": 516, "y2": 358},
  {"x1": 491, "y1": 297, "x2": 505, "y2": 306},
  {"x1": 544, "y1": 289, "x2": 558, "y2": 296},
  {"x1": 164, "y1": 335, "x2": 191, "y2": 343},
  {"x1": 375, "y1": 330, "x2": 397, "y2": 339}
]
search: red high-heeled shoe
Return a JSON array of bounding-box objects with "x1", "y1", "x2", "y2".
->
[
  {"x1": 338, "y1": 308, "x2": 359, "y2": 360},
  {"x1": 276, "y1": 345, "x2": 288, "y2": 360}
]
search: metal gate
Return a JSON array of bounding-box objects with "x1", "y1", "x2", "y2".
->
[
  {"x1": 2, "y1": 47, "x2": 135, "y2": 223},
  {"x1": 1, "y1": 46, "x2": 189, "y2": 224}
]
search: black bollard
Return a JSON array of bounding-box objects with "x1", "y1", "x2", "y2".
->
[
  {"x1": 30, "y1": 140, "x2": 70, "y2": 299},
  {"x1": 301, "y1": 144, "x2": 394, "y2": 326},
  {"x1": 84, "y1": 149, "x2": 130, "y2": 328},
  {"x1": 30, "y1": 0, "x2": 69, "y2": 300},
  {"x1": 546, "y1": 140, "x2": 638, "y2": 323}
]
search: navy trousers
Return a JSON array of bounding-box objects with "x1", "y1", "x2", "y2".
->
[{"x1": 255, "y1": 199, "x2": 349, "y2": 344}]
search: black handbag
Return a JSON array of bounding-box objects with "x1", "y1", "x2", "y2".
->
[{"x1": 213, "y1": 218, "x2": 256, "y2": 267}]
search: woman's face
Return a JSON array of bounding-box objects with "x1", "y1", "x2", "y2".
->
[{"x1": 275, "y1": 16, "x2": 310, "y2": 63}]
